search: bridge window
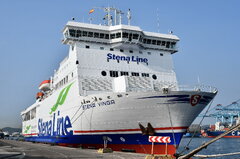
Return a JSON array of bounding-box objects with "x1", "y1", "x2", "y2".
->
[
  {"x1": 69, "y1": 29, "x2": 76, "y2": 37},
  {"x1": 133, "y1": 34, "x2": 139, "y2": 39},
  {"x1": 157, "y1": 40, "x2": 161, "y2": 45},
  {"x1": 143, "y1": 39, "x2": 146, "y2": 43},
  {"x1": 171, "y1": 42, "x2": 176, "y2": 48},
  {"x1": 152, "y1": 40, "x2": 156, "y2": 45},
  {"x1": 76, "y1": 30, "x2": 81, "y2": 37},
  {"x1": 83, "y1": 31, "x2": 87, "y2": 37},
  {"x1": 100, "y1": 33, "x2": 105, "y2": 39},
  {"x1": 94, "y1": 32, "x2": 99, "y2": 38},
  {"x1": 110, "y1": 33, "x2": 116, "y2": 39},
  {"x1": 161, "y1": 41, "x2": 166, "y2": 46},
  {"x1": 128, "y1": 33, "x2": 132, "y2": 41},
  {"x1": 116, "y1": 32, "x2": 121, "y2": 38},
  {"x1": 166, "y1": 42, "x2": 170, "y2": 48},
  {"x1": 122, "y1": 32, "x2": 128, "y2": 38},
  {"x1": 105, "y1": 34, "x2": 109, "y2": 39},
  {"x1": 139, "y1": 35, "x2": 143, "y2": 42},
  {"x1": 147, "y1": 39, "x2": 151, "y2": 44},
  {"x1": 110, "y1": 71, "x2": 118, "y2": 77},
  {"x1": 88, "y1": 32, "x2": 93, "y2": 37}
]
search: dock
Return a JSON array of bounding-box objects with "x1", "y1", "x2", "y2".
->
[{"x1": 0, "y1": 139, "x2": 147, "y2": 159}]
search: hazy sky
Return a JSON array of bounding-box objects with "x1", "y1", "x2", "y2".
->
[{"x1": 1, "y1": 0, "x2": 240, "y2": 128}]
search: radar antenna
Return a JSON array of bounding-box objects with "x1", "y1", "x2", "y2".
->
[{"x1": 92, "y1": 7, "x2": 124, "y2": 26}]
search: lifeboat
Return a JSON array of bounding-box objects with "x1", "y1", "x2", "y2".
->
[
  {"x1": 36, "y1": 92, "x2": 44, "y2": 99},
  {"x1": 39, "y1": 80, "x2": 51, "y2": 91}
]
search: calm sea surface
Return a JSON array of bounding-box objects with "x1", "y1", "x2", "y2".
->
[{"x1": 177, "y1": 137, "x2": 240, "y2": 159}]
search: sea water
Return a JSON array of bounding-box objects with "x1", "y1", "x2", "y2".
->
[{"x1": 178, "y1": 138, "x2": 240, "y2": 159}]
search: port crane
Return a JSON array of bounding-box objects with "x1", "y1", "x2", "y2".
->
[{"x1": 199, "y1": 99, "x2": 240, "y2": 126}]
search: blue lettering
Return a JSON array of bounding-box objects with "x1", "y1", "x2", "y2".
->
[
  {"x1": 107, "y1": 53, "x2": 112, "y2": 60},
  {"x1": 107, "y1": 53, "x2": 148, "y2": 64},
  {"x1": 38, "y1": 112, "x2": 72, "y2": 137},
  {"x1": 64, "y1": 116, "x2": 73, "y2": 135},
  {"x1": 48, "y1": 120, "x2": 52, "y2": 136}
]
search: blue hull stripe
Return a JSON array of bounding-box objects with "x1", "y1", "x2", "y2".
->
[{"x1": 25, "y1": 132, "x2": 184, "y2": 146}]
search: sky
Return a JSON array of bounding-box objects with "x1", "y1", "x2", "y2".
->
[{"x1": 0, "y1": 0, "x2": 240, "y2": 128}]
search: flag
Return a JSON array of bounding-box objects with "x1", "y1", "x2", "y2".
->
[{"x1": 89, "y1": 9, "x2": 94, "y2": 14}]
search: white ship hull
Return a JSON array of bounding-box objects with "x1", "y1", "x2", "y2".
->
[{"x1": 22, "y1": 82, "x2": 216, "y2": 154}]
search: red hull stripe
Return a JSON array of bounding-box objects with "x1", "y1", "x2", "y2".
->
[
  {"x1": 23, "y1": 133, "x2": 38, "y2": 136},
  {"x1": 207, "y1": 136, "x2": 240, "y2": 138},
  {"x1": 74, "y1": 126, "x2": 188, "y2": 133}
]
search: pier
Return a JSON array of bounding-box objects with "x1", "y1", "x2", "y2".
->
[{"x1": 0, "y1": 139, "x2": 146, "y2": 159}]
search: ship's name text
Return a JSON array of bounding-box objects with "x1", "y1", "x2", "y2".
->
[{"x1": 82, "y1": 100, "x2": 115, "y2": 110}]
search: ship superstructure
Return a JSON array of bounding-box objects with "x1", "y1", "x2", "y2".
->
[{"x1": 21, "y1": 7, "x2": 217, "y2": 155}]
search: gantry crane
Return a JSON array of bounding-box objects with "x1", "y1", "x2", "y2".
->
[{"x1": 199, "y1": 99, "x2": 240, "y2": 126}]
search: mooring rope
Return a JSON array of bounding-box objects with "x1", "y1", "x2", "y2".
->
[
  {"x1": 167, "y1": 103, "x2": 177, "y2": 147},
  {"x1": 178, "y1": 98, "x2": 214, "y2": 155},
  {"x1": 194, "y1": 152, "x2": 240, "y2": 158}
]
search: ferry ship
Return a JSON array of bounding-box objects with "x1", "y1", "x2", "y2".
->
[{"x1": 21, "y1": 7, "x2": 217, "y2": 155}]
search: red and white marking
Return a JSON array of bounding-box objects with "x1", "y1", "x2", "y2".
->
[{"x1": 148, "y1": 136, "x2": 171, "y2": 143}]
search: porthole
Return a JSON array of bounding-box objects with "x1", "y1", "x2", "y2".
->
[
  {"x1": 101, "y1": 71, "x2": 107, "y2": 76},
  {"x1": 152, "y1": 74, "x2": 157, "y2": 80}
]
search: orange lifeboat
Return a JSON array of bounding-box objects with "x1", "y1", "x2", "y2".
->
[
  {"x1": 36, "y1": 92, "x2": 44, "y2": 99},
  {"x1": 39, "y1": 80, "x2": 51, "y2": 91}
]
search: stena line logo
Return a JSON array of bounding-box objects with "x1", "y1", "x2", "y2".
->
[
  {"x1": 24, "y1": 125, "x2": 31, "y2": 134},
  {"x1": 38, "y1": 111, "x2": 73, "y2": 136},
  {"x1": 190, "y1": 95, "x2": 201, "y2": 106},
  {"x1": 49, "y1": 82, "x2": 74, "y2": 114},
  {"x1": 107, "y1": 53, "x2": 148, "y2": 64},
  {"x1": 38, "y1": 82, "x2": 74, "y2": 136}
]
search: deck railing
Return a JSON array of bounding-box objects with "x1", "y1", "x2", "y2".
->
[{"x1": 178, "y1": 84, "x2": 218, "y2": 93}]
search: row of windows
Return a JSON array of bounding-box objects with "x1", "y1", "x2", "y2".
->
[
  {"x1": 85, "y1": 45, "x2": 164, "y2": 57},
  {"x1": 22, "y1": 108, "x2": 36, "y2": 121},
  {"x1": 102, "y1": 71, "x2": 157, "y2": 80},
  {"x1": 67, "y1": 29, "x2": 176, "y2": 49},
  {"x1": 55, "y1": 73, "x2": 73, "y2": 89}
]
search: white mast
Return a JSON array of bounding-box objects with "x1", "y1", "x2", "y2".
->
[{"x1": 127, "y1": 9, "x2": 131, "y2": 25}]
